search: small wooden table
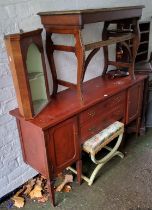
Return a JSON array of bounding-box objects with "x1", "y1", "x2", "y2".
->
[{"x1": 38, "y1": 6, "x2": 144, "y2": 99}]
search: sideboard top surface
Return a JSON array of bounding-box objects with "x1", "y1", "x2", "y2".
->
[
  {"x1": 38, "y1": 5, "x2": 144, "y2": 28},
  {"x1": 10, "y1": 74, "x2": 147, "y2": 130}
]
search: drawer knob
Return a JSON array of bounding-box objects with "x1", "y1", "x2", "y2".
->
[{"x1": 88, "y1": 127, "x2": 98, "y2": 134}]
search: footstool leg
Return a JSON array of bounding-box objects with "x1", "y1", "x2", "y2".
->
[
  {"x1": 88, "y1": 132, "x2": 124, "y2": 185},
  {"x1": 88, "y1": 162, "x2": 105, "y2": 186},
  {"x1": 104, "y1": 146, "x2": 124, "y2": 159},
  {"x1": 114, "y1": 151, "x2": 124, "y2": 159},
  {"x1": 76, "y1": 160, "x2": 82, "y2": 184}
]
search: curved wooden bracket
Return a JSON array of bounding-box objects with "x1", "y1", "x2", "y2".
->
[
  {"x1": 82, "y1": 48, "x2": 100, "y2": 81},
  {"x1": 121, "y1": 41, "x2": 133, "y2": 62},
  {"x1": 102, "y1": 22, "x2": 110, "y2": 76},
  {"x1": 46, "y1": 32, "x2": 58, "y2": 96}
]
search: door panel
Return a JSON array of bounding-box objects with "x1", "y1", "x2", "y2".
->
[
  {"x1": 48, "y1": 117, "x2": 79, "y2": 173},
  {"x1": 126, "y1": 82, "x2": 144, "y2": 124}
]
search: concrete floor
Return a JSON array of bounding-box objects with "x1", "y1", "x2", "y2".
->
[{"x1": 1, "y1": 129, "x2": 152, "y2": 210}]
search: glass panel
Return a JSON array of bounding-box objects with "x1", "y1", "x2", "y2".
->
[{"x1": 26, "y1": 43, "x2": 48, "y2": 114}]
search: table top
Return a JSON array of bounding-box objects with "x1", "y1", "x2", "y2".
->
[
  {"x1": 38, "y1": 5, "x2": 144, "y2": 29},
  {"x1": 38, "y1": 6, "x2": 144, "y2": 16}
]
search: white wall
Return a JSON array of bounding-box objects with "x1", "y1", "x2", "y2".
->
[{"x1": 0, "y1": 0, "x2": 152, "y2": 198}]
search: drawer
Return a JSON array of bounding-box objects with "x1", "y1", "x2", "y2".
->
[
  {"x1": 79, "y1": 91, "x2": 126, "y2": 125},
  {"x1": 80, "y1": 106, "x2": 125, "y2": 144}
]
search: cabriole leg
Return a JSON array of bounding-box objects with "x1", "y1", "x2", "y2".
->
[
  {"x1": 47, "y1": 179, "x2": 55, "y2": 207},
  {"x1": 76, "y1": 159, "x2": 82, "y2": 184}
]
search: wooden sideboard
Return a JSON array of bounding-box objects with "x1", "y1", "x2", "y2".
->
[{"x1": 10, "y1": 74, "x2": 147, "y2": 206}]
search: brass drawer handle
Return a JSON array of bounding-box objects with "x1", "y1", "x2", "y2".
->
[
  {"x1": 88, "y1": 127, "x2": 96, "y2": 131},
  {"x1": 88, "y1": 111, "x2": 96, "y2": 117},
  {"x1": 88, "y1": 127, "x2": 98, "y2": 134}
]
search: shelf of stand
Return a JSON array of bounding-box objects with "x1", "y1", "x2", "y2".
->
[
  {"x1": 136, "y1": 21, "x2": 150, "y2": 63},
  {"x1": 137, "y1": 50, "x2": 148, "y2": 56},
  {"x1": 116, "y1": 21, "x2": 150, "y2": 64},
  {"x1": 140, "y1": 41, "x2": 149, "y2": 45},
  {"x1": 140, "y1": 30, "x2": 150, "y2": 34},
  {"x1": 28, "y1": 72, "x2": 44, "y2": 81},
  {"x1": 85, "y1": 34, "x2": 134, "y2": 51}
]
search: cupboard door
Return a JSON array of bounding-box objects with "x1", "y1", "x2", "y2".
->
[
  {"x1": 126, "y1": 82, "x2": 144, "y2": 124},
  {"x1": 48, "y1": 117, "x2": 79, "y2": 174}
]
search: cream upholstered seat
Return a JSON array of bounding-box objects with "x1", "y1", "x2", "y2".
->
[
  {"x1": 68, "y1": 121, "x2": 124, "y2": 186},
  {"x1": 83, "y1": 121, "x2": 124, "y2": 155}
]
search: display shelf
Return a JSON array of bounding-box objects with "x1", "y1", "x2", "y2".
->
[
  {"x1": 140, "y1": 30, "x2": 150, "y2": 34},
  {"x1": 137, "y1": 50, "x2": 148, "y2": 56},
  {"x1": 116, "y1": 21, "x2": 150, "y2": 65},
  {"x1": 136, "y1": 21, "x2": 150, "y2": 63}
]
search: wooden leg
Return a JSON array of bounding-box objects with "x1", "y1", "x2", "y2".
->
[
  {"x1": 77, "y1": 84, "x2": 84, "y2": 102},
  {"x1": 131, "y1": 18, "x2": 140, "y2": 80},
  {"x1": 47, "y1": 179, "x2": 55, "y2": 207},
  {"x1": 76, "y1": 160, "x2": 82, "y2": 185},
  {"x1": 83, "y1": 48, "x2": 100, "y2": 81},
  {"x1": 74, "y1": 30, "x2": 85, "y2": 101},
  {"x1": 136, "y1": 117, "x2": 141, "y2": 137},
  {"x1": 46, "y1": 32, "x2": 58, "y2": 96},
  {"x1": 102, "y1": 22, "x2": 110, "y2": 76}
]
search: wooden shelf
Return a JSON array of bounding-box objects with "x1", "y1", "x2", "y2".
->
[
  {"x1": 130, "y1": 41, "x2": 149, "y2": 47},
  {"x1": 140, "y1": 41, "x2": 149, "y2": 45},
  {"x1": 140, "y1": 30, "x2": 149, "y2": 34},
  {"x1": 28, "y1": 72, "x2": 44, "y2": 81},
  {"x1": 85, "y1": 34, "x2": 134, "y2": 51},
  {"x1": 116, "y1": 21, "x2": 150, "y2": 64},
  {"x1": 137, "y1": 50, "x2": 148, "y2": 56}
]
